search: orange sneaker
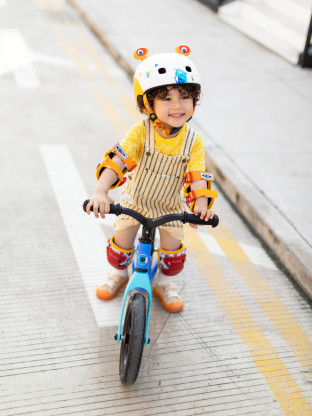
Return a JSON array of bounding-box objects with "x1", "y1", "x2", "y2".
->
[
  {"x1": 96, "y1": 270, "x2": 128, "y2": 301},
  {"x1": 152, "y1": 283, "x2": 184, "y2": 313}
]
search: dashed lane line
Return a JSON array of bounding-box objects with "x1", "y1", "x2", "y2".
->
[
  {"x1": 56, "y1": 31, "x2": 130, "y2": 137},
  {"x1": 214, "y1": 223, "x2": 312, "y2": 380},
  {"x1": 185, "y1": 226, "x2": 312, "y2": 415},
  {"x1": 34, "y1": 0, "x2": 132, "y2": 138},
  {"x1": 75, "y1": 31, "x2": 142, "y2": 124}
]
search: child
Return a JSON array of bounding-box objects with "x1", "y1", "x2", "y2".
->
[{"x1": 86, "y1": 45, "x2": 218, "y2": 313}]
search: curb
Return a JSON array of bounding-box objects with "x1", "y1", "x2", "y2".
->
[
  {"x1": 204, "y1": 148, "x2": 312, "y2": 300},
  {"x1": 67, "y1": 0, "x2": 312, "y2": 301}
]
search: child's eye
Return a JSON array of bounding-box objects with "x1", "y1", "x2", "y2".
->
[{"x1": 182, "y1": 96, "x2": 190, "y2": 100}]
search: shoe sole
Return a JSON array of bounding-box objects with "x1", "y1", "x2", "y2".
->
[
  {"x1": 96, "y1": 279, "x2": 129, "y2": 301},
  {"x1": 152, "y1": 287, "x2": 184, "y2": 313}
]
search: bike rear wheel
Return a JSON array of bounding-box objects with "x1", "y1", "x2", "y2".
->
[{"x1": 119, "y1": 292, "x2": 146, "y2": 385}]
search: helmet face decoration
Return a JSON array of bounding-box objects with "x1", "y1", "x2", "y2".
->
[
  {"x1": 175, "y1": 45, "x2": 191, "y2": 56},
  {"x1": 133, "y1": 47, "x2": 149, "y2": 61},
  {"x1": 133, "y1": 45, "x2": 201, "y2": 102}
]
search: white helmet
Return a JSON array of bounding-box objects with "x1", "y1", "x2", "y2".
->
[
  {"x1": 133, "y1": 45, "x2": 201, "y2": 136},
  {"x1": 133, "y1": 45, "x2": 201, "y2": 101}
]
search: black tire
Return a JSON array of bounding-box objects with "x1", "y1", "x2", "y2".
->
[{"x1": 119, "y1": 293, "x2": 146, "y2": 385}]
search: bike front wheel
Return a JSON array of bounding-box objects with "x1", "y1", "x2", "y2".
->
[{"x1": 119, "y1": 292, "x2": 146, "y2": 385}]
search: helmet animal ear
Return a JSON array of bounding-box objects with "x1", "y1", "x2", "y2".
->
[
  {"x1": 175, "y1": 45, "x2": 191, "y2": 56},
  {"x1": 133, "y1": 48, "x2": 149, "y2": 61}
]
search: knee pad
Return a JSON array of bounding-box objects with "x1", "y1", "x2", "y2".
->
[
  {"x1": 158, "y1": 244, "x2": 186, "y2": 276},
  {"x1": 106, "y1": 236, "x2": 135, "y2": 270}
]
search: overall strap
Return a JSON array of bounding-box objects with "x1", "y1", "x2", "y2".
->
[
  {"x1": 143, "y1": 119, "x2": 155, "y2": 152},
  {"x1": 179, "y1": 125, "x2": 196, "y2": 157}
]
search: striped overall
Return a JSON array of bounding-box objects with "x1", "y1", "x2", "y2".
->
[{"x1": 115, "y1": 119, "x2": 197, "y2": 240}]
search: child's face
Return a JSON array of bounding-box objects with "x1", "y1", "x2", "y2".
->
[{"x1": 153, "y1": 87, "x2": 194, "y2": 133}]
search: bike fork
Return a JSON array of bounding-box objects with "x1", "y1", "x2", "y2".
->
[{"x1": 115, "y1": 241, "x2": 156, "y2": 345}]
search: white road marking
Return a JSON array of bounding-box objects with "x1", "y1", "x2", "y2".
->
[
  {"x1": 239, "y1": 242, "x2": 276, "y2": 270},
  {"x1": 0, "y1": 29, "x2": 40, "y2": 88},
  {"x1": 197, "y1": 230, "x2": 225, "y2": 257},
  {"x1": 197, "y1": 230, "x2": 275, "y2": 269},
  {"x1": 40, "y1": 144, "x2": 121, "y2": 327}
]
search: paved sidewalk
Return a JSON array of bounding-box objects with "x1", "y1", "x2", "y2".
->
[{"x1": 68, "y1": 0, "x2": 312, "y2": 299}]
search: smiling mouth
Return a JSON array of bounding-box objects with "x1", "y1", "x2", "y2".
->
[{"x1": 170, "y1": 113, "x2": 184, "y2": 118}]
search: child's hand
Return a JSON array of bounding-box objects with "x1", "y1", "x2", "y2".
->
[
  {"x1": 189, "y1": 196, "x2": 214, "y2": 229},
  {"x1": 86, "y1": 192, "x2": 114, "y2": 219}
]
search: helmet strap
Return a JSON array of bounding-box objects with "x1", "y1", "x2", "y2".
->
[{"x1": 142, "y1": 93, "x2": 181, "y2": 138}]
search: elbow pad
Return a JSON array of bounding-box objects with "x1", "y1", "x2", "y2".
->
[
  {"x1": 96, "y1": 143, "x2": 137, "y2": 189},
  {"x1": 183, "y1": 171, "x2": 218, "y2": 212}
]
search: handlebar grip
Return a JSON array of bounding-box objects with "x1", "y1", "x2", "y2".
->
[
  {"x1": 82, "y1": 199, "x2": 119, "y2": 214},
  {"x1": 211, "y1": 215, "x2": 219, "y2": 228},
  {"x1": 83, "y1": 199, "x2": 90, "y2": 212},
  {"x1": 186, "y1": 213, "x2": 219, "y2": 228}
]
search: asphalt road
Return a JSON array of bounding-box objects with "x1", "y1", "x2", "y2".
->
[{"x1": 1, "y1": 1, "x2": 312, "y2": 415}]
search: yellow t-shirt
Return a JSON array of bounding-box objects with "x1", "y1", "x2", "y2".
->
[{"x1": 120, "y1": 121, "x2": 205, "y2": 172}]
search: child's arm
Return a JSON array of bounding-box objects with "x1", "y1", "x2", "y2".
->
[
  {"x1": 86, "y1": 155, "x2": 125, "y2": 219},
  {"x1": 87, "y1": 124, "x2": 142, "y2": 218},
  {"x1": 186, "y1": 135, "x2": 217, "y2": 229},
  {"x1": 189, "y1": 179, "x2": 215, "y2": 229}
]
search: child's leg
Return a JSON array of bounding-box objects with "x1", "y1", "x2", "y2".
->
[
  {"x1": 114, "y1": 224, "x2": 140, "y2": 249},
  {"x1": 153, "y1": 229, "x2": 186, "y2": 313},
  {"x1": 96, "y1": 225, "x2": 140, "y2": 300},
  {"x1": 159, "y1": 228, "x2": 181, "y2": 251}
]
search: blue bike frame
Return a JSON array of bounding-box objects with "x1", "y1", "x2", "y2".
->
[{"x1": 115, "y1": 238, "x2": 158, "y2": 346}]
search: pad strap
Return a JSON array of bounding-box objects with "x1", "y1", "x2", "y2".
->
[
  {"x1": 183, "y1": 171, "x2": 214, "y2": 184},
  {"x1": 113, "y1": 143, "x2": 137, "y2": 172},
  {"x1": 185, "y1": 188, "x2": 218, "y2": 212},
  {"x1": 183, "y1": 171, "x2": 214, "y2": 196},
  {"x1": 96, "y1": 143, "x2": 137, "y2": 189}
]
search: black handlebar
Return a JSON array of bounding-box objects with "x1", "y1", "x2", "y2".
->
[{"x1": 83, "y1": 199, "x2": 219, "y2": 228}]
